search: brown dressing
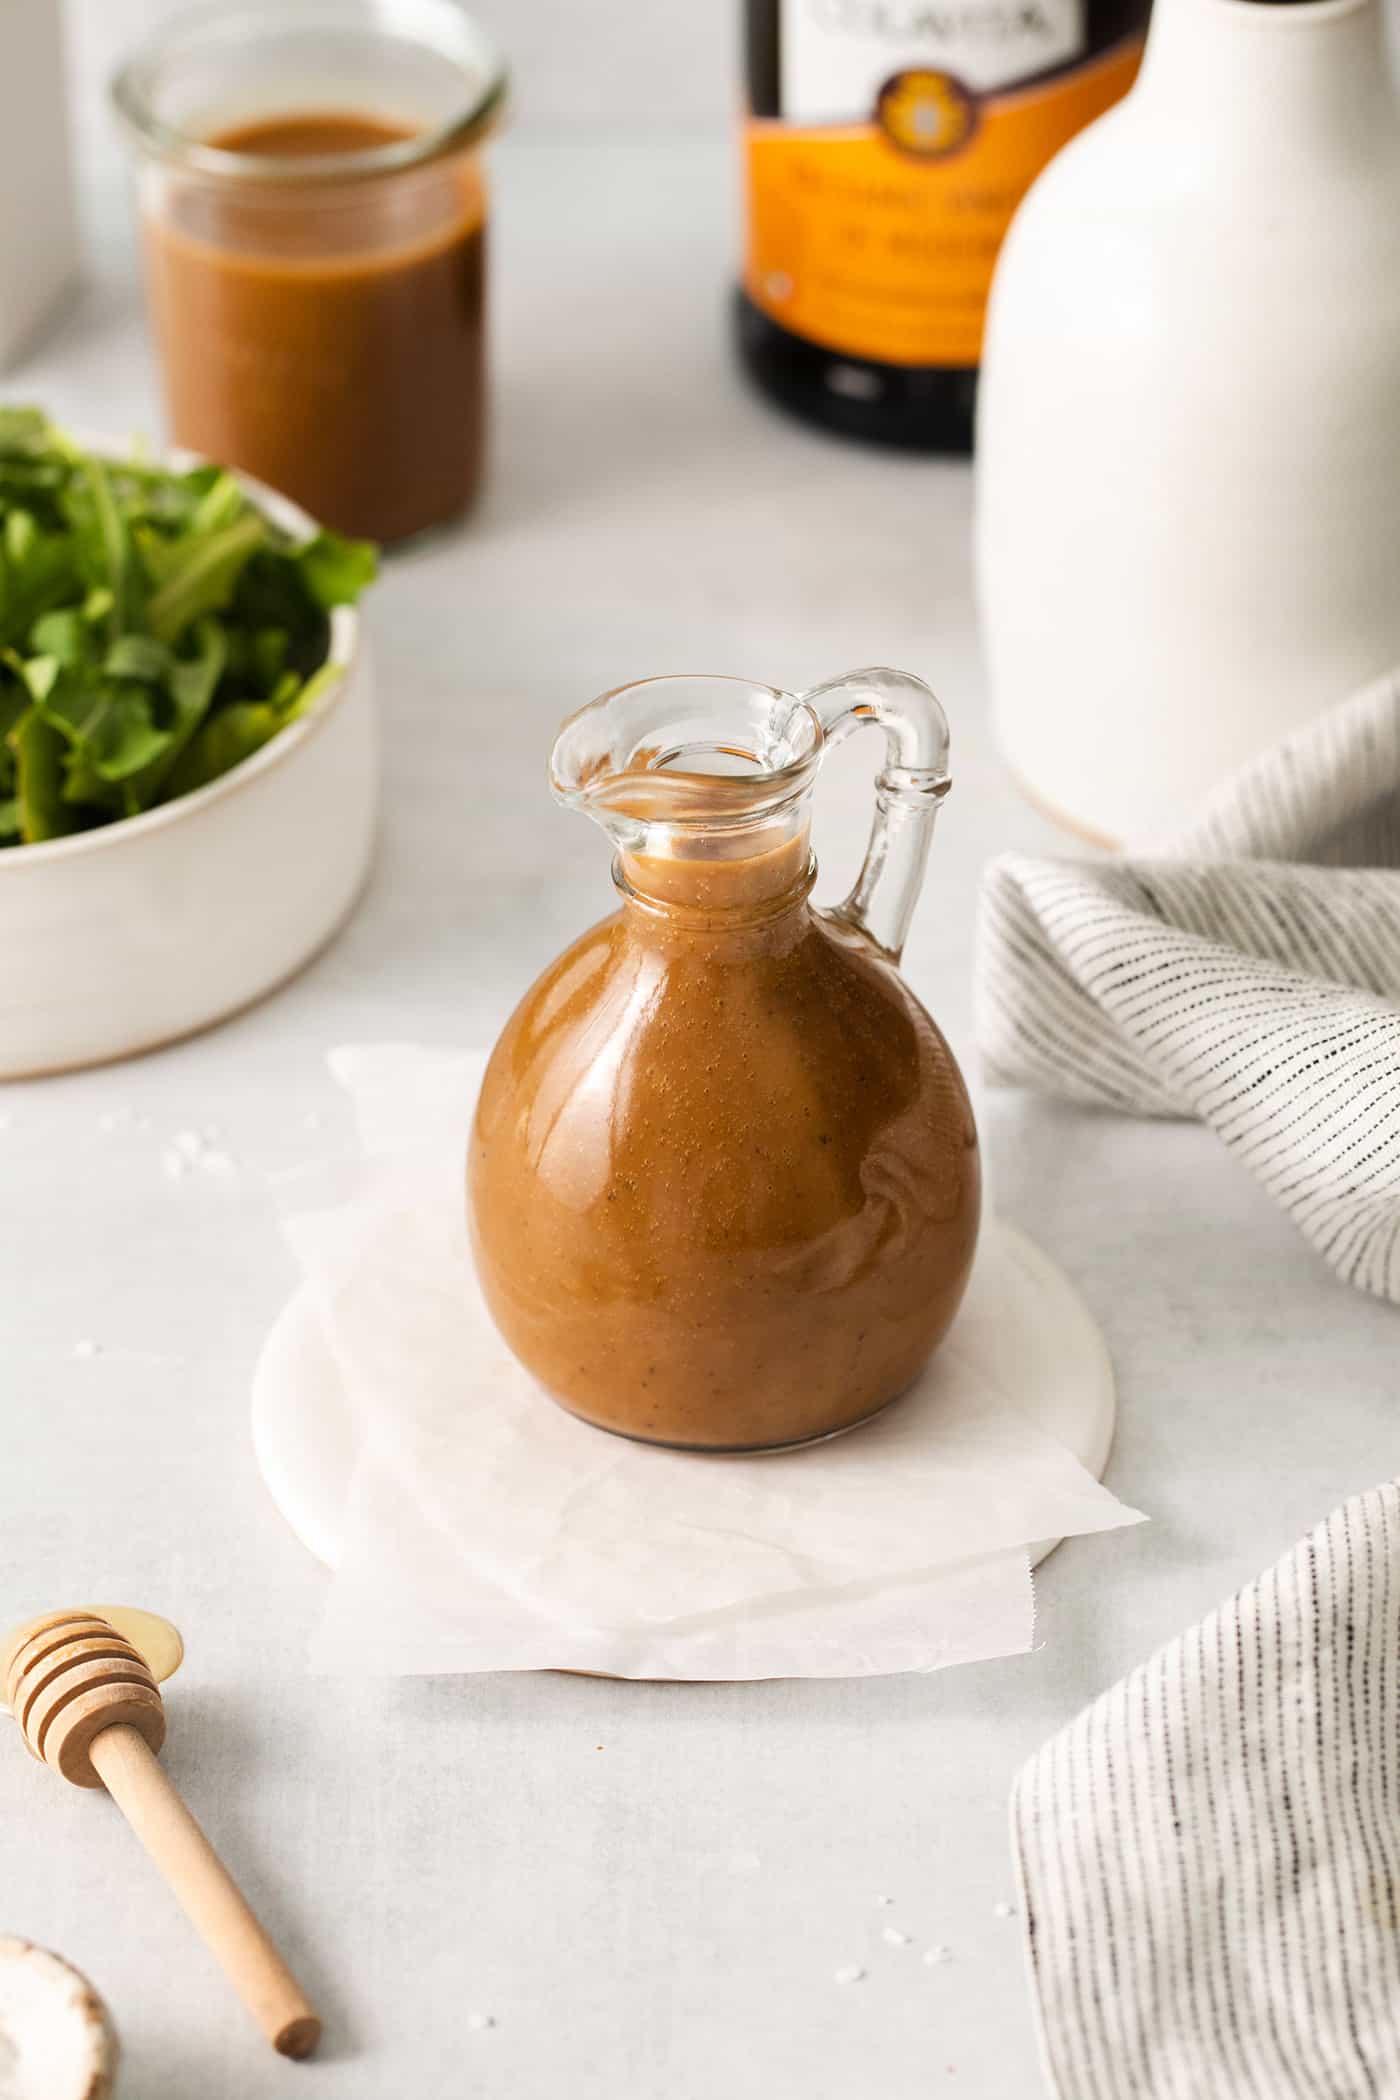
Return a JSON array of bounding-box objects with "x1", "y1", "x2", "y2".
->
[
  {"x1": 469, "y1": 828, "x2": 980, "y2": 1451},
  {"x1": 142, "y1": 111, "x2": 486, "y2": 541}
]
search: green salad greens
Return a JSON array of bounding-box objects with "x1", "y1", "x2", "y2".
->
[{"x1": 0, "y1": 408, "x2": 376, "y2": 848}]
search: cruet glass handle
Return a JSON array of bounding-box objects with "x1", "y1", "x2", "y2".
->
[{"x1": 800, "y1": 666, "x2": 951, "y2": 961}]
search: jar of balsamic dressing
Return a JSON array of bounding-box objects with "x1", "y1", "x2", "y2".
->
[{"x1": 114, "y1": 0, "x2": 507, "y2": 544}]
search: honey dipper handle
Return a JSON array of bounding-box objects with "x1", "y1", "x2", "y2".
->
[{"x1": 87, "y1": 1725, "x2": 320, "y2": 2059}]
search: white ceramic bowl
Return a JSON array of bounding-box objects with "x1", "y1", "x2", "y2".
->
[{"x1": 0, "y1": 446, "x2": 377, "y2": 1078}]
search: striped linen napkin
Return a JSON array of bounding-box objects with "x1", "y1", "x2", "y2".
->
[
  {"x1": 1013, "y1": 1478, "x2": 1400, "y2": 2100},
  {"x1": 977, "y1": 672, "x2": 1400, "y2": 1302}
]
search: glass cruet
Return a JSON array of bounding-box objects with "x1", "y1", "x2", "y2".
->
[{"x1": 468, "y1": 667, "x2": 981, "y2": 1453}]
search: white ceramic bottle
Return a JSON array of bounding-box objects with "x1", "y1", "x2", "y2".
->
[
  {"x1": 975, "y1": 0, "x2": 1400, "y2": 845},
  {"x1": 0, "y1": 0, "x2": 78, "y2": 368}
]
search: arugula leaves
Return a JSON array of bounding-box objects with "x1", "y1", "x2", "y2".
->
[{"x1": 0, "y1": 411, "x2": 375, "y2": 847}]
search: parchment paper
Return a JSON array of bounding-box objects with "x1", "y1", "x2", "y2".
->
[{"x1": 274, "y1": 1047, "x2": 1143, "y2": 1679}]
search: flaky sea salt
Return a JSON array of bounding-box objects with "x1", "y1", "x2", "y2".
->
[
  {"x1": 923, "y1": 1946, "x2": 952, "y2": 1966},
  {"x1": 834, "y1": 1965, "x2": 866, "y2": 1986},
  {"x1": 993, "y1": 1902, "x2": 1016, "y2": 1920},
  {"x1": 466, "y1": 2013, "x2": 495, "y2": 2032},
  {"x1": 881, "y1": 1927, "x2": 911, "y2": 1947},
  {"x1": 162, "y1": 1132, "x2": 238, "y2": 1180}
]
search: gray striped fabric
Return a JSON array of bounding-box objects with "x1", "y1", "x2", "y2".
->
[
  {"x1": 1013, "y1": 1479, "x2": 1400, "y2": 2100},
  {"x1": 977, "y1": 674, "x2": 1400, "y2": 1302}
]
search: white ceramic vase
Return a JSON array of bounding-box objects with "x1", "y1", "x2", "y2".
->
[
  {"x1": 0, "y1": 0, "x2": 78, "y2": 368},
  {"x1": 975, "y1": 0, "x2": 1400, "y2": 845}
]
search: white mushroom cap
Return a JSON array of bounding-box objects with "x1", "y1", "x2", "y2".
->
[{"x1": 0, "y1": 1940, "x2": 117, "y2": 2100}]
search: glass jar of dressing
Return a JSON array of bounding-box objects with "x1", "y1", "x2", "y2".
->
[
  {"x1": 469, "y1": 668, "x2": 981, "y2": 1453},
  {"x1": 113, "y1": 0, "x2": 506, "y2": 544}
]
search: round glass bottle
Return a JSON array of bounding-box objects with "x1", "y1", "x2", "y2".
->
[{"x1": 469, "y1": 668, "x2": 981, "y2": 1452}]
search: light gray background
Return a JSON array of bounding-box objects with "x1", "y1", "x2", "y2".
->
[{"x1": 2, "y1": 7, "x2": 1397, "y2": 2097}]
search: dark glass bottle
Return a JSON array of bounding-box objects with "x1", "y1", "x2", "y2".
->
[{"x1": 737, "y1": 0, "x2": 1151, "y2": 453}]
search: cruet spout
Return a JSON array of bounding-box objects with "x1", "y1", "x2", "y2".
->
[
  {"x1": 548, "y1": 673, "x2": 822, "y2": 856},
  {"x1": 549, "y1": 664, "x2": 950, "y2": 958}
]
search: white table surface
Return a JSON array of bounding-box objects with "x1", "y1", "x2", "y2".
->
[{"x1": 3, "y1": 135, "x2": 1397, "y2": 2100}]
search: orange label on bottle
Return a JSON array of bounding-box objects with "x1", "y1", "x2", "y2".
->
[{"x1": 743, "y1": 42, "x2": 1141, "y2": 369}]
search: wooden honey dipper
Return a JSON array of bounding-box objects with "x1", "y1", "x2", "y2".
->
[{"x1": 1, "y1": 1609, "x2": 320, "y2": 2060}]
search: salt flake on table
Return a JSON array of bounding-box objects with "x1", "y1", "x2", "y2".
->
[
  {"x1": 881, "y1": 1927, "x2": 912, "y2": 1947},
  {"x1": 162, "y1": 1132, "x2": 238, "y2": 1179},
  {"x1": 924, "y1": 1946, "x2": 952, "y2": 1966},
  {"x1": 834, "y1": 1965, "x2": 866, "y2": 1985}
]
